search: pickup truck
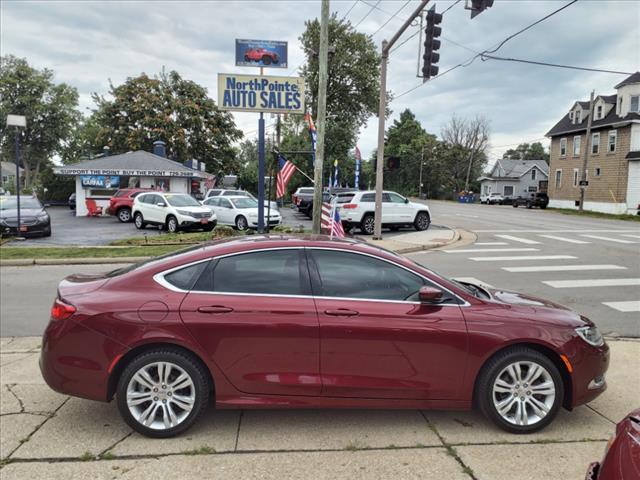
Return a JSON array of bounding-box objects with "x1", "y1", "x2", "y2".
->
[{"x1": 512, "y1": 192, "x2": 549, "y2": 209}]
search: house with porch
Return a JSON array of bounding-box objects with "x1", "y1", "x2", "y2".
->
[{"x1": 478, "y1": 159, "x2": 549, "y2": 202}]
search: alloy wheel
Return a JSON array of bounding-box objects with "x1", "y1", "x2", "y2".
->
[
  {"x1": 236, "y1": 216, "x2": 248, "y2": 231},
  {"x1": 362, "y1": 216, "x2": 375, "y2": 235},
  {"x1": 492, "y1": 361, "x2": 555, "y2": 427},
  {"x1": 118, "y1": 209, "x2": 131, "y2": 222},
  {"x1": 167, "y1": 217, "x2": 178, "y2": 233},
  {"x1": 126, "y1": 361, "x2": 195, "y2": 431},
  {"x1": 415, "y1": 213, "x2": 430, "y2": 231}
]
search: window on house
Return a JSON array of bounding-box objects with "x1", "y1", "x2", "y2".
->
[
  {"x1": 573, "y1": 169, "x2": 579, "y2": 187},
  {"x1": 576, "y1": 110, "x2": 581, "y2": 123},
  {"x1": 595, "y1": 167, "x2": 601, "y2": 177},
  {"x1": 596, "y1": 105, "x2": 602, "y2": 119},
  {"x1": 631, "y1": 95, "x2": 639, "y2": 113},
  {"x1": 531, "y1": 169, "x2": 537, "y2": 180},
  {"x1": 555, "y1": 170, "x2": 562, "y2": 189},
  {"x1": 573, "y1": 136, "x2": 581, "y2": 156},
  {"x1": 569, "y1": 112, "x2": 573, "y2": 120},
  {"x1": 592, "y1": 132, "x2": 600, "y2": 154},
  {"x1": 528, "y1": 186, "x2": 538, "y2": 193},
  {"x1": 560, "y1": 137, "x2": 567, "y2": 156},
  {"x1": 608, "y1": 130, "x2": 617, "y2": 153},
  {"x1": 503, "y1": 186, "x2": 514, "y2": 197}
]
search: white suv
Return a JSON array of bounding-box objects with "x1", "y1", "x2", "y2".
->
[
  {"x1": 202, "y1": 195, "x2": 281, "y2": 230},
  {"x1": 334, "y1": 190, "x2": 431, "y2": 235},
  {"x1": 132, "y1": 192, "x2": 216, "y2": 233}
]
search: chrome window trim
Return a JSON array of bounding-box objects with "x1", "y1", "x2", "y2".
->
[{"x1": 152, "y1": 246, "x2": 469, "y2": 307}]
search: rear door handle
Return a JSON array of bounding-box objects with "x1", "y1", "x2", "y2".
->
[
  {"x1": 324, "y1": 309, "x2": 359, "y2": 317},
  {"x1": 197, "y1": 305, "x2": 234, "y2": 314}
]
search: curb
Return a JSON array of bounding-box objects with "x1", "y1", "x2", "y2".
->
[{"x1": 362, "y1": 225, "x2": 463, "y2": 254}]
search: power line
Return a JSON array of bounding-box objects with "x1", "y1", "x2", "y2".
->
[
  {"x1": 371, "y1": 0, "x2": 412, "y2": 36},
  {"x1": 354, "y1": 0, "x2": 381, "y2": 28},
  {"x1": 441, "y1": 0, "x2": 462, "y2": 15},
  {"x1": 480, "y1": 53, "x2": 634, "y2": 76},
  {"x1": 359, "y1": 0, "x2": 409, "y2": 23},
  {"x1": 340, "y1": 0, "x2": 359, "y2": 22}
]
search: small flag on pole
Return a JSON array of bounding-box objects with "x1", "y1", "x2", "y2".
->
[
  {"x1": 354, "y1": 146, "x2": 361, "y2": 189},
  {"x1": 276, "y1": 153, "x2": 296, "y2": 199},
  {"x1": 333, "y1": 159, "x2": 339, "y2": 188},
  {"x1": 305, "y1": 111, "x2": 317, "y2": 167}
]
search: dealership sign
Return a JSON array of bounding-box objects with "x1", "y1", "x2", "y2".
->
[
  {"x1": 218, "y1": 74, "x2": 305, "y2": 114},
  {"x1": 235, "y1": 39, "x2": 287, "y2": 68},
  {"x1": 56, "y1": 168, "x2": 204, "y2": 178},
  {"x1": 80, "y1": 175, "x2": 120, "y2": 188}
]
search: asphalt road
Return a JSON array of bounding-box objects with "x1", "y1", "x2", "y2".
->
[{"x1": 1, "y1": 200, "x2": 638, "y2": 337}]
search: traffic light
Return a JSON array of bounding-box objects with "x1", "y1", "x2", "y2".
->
[
  {"x1": 422, "y1": 6, "x2": 442, "y2": 81},
  {"x1": 469, "y1": 0, "x2": 494, "y2": 19},
  {"x1": 386, "y1": 156, "x2": 401, "y2": 170}
]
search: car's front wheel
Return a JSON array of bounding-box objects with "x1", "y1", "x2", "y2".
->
[
  {"x1": 117, "y1": 208, "x2": 132, "y2": 223},
  {"x1": 116, "y1": 348, "x2": 211, "y2": 438},
  {"x1": 477, "y1": 347, "x2": 563, "y2": 434},
  {"x1": 166, "y1": 215, "x2": 179, "y2": 233},
  {"x1": 262, "y1": 55, "x2": 272, "y2": 65},
  {"x1": 414, "y1": 211, "x2": 430, "y2": 231},
  {"x1": 134, "y1": 212, "x2": 146, "y2": 229}
]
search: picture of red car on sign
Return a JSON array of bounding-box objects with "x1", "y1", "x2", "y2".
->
[{"x1": 244, "y1": 48, "x2": 279, "y2": 65}]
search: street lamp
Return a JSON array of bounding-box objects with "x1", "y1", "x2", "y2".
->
[{"x1": 6, "y1": 114, "x2": 27, "y2": 238}]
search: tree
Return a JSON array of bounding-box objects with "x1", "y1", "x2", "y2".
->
[
  {"x1": 0, "y1": 55, "x2": 80, "y2": 186},
  {"x1": 92, "y1": 70, "x2": 242, "y2": 173},
  {"x1": 59, "y1": 114, "x2": 102, "y2": 164},
  {"x1": 502, "y1": 142, "x2": 549, "y2": 162},
  {"x1": 441, "y1": 114, "x2": 490, "y2": 191}
]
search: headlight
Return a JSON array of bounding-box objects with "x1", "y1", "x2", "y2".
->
[
  {"x1": 575, "y1": 325, "x2": 604, "y2": 347},
  {"x1": 37, "y1": 213, "x2": 49, "y2": 223},
  {"x1": 0, "y1": 218, "x2": 7, "y2": 226},
  {"x1": 176, "y1": 210, "x2": 194, "y2": 217}
]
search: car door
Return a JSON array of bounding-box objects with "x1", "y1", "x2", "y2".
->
[
  {"x1": 202, "y1": 197, "x2": 223, "y2": 223},
  {"x1": 179, "y1": 248, "x2": 321, "y2": 396},
  {"x1": 387, "y1": 192, "x2": 413, "y2": 224},
  {"x1": 308, "y1": 248, "x2": 468, "y2": 400},
  {"x1": 217, "y1": 197, "x2": 234, "y2": 224}
]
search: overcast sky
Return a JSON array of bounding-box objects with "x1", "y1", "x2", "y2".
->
[{"x1": 2, "y1": 0, "x2": 639, "y2": 167}]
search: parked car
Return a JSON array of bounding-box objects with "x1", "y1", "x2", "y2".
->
[
  {"x1": 244, "y1": 48, "x2": 279, "y2": 65},
  {"x1": 334, "y1": 190, "x2": 430, "y2": 234},
  {"x1": 109, "y1": 188, "x2": 151, "y2": 223},
  {"x1": 68, "y1": 193, "x2": 76, "y2": 210},
  {"x1": 513, "y1": 192, "x2": 549, "y2": 209},
  {"x1": 132, "y1": 192, "x2": 216, "y2": 233},
  {"x1": 40, "y1": 235, "x2": 609, "y2": 438},
  {"x1": 484, "y1": 192, "x2": 505, "y2": 205},
  {"x1": 205, "y1": 188, "x2": 278, "y2": 213},
  {"x1": 299, "y1": 188, "x2": 358, "y2": 218},
  {"x1": 202, "y1": 195, "x2": 281, "y2": 230},
  {"x1": 292, "y1": 187, "x2": 314, "y2": 209},
  {"x1": 585, "y1": 409, "x2": 640, "y2": 479},
  {"x1": 0, "y1": 195, "x2": 51, "y2": 237}
]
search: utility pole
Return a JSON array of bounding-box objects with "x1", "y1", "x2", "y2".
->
[
  {"x1": 374, "y1": 0, "x2": 430, "y2": 239},
  {"x1": 312, "y1": 0, "x2": 330, "y2": 234},
  {"x1": 418, "y1": 145, "x2": 425, "y2": 199},
  {"x1": 579, "y1": 90, "x2": 594, "y2": 212}
]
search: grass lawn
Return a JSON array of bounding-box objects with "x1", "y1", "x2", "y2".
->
[
  {"x1": 0, "y1": 244, "x2": 185, "y2": 260},
  {"x1": 547, "y1": 208, "x2": 640, "y2": 222}
]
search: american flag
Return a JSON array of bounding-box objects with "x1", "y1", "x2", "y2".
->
[
  {"x1": 321, "y1": 202, "x2": 345, "y2": 238},
  {"x1": 276, "y1": 153, "x2": 296, "y2": 199}
]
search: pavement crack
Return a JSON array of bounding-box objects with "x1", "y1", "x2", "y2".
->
[
  {"x1": 234, "y1": 410, "x2": 244, "y2": 451},
  {"x1": 6, "y1": 384, "x2": 25, "y2": 413},
  {"x1": 99, "y1": 431, "x2": 133, "y2": 457},
  {"x1": 586, "y1": 404, "x2": 616, "y2": 425}
]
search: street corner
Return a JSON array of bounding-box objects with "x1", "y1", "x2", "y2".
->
[{"x1": 236, "y1": 409, "x2": 440, "y2": 452}]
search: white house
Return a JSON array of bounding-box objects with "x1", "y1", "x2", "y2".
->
[{"x1": 478, "y1": 159, "x2": 549, "y2": 201}]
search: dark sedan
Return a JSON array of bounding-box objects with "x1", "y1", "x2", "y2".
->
[{"x1": 0, "y1": 196, "x2": 52, "y2": 237}]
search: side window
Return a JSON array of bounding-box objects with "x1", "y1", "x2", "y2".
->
[
  {"x1": 164, "y1": 261, "x2": 210, "y2": 291},
  {"x1": 219, "y1": 198, "x2": 232, "y2": 208},
  {"x1": 382, "y1": 193, "x2": 392, "y2": 203},
  {"x1": 139, "y1": 194, "x2": 152, "y2": 204},
  {"x1": 388, "y1": 192, "x2": 406, "y2": 204},
  {"x1": 206, "y1": 250, "x2": 306, "y2": 295},
  {"x1": 360, "y1": 193, "x2": 375, "y2": 202},
  {"x1": 204, "y1": 198, "x2": 219, "y2": 206},
  {"x1": 310, "y1": 250, "x2": 428, "y2": 302}
]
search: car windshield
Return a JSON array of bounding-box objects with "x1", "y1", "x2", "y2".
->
[
  {"x1": 164, "y1": 195, "x2": 200, "y2": 207},
  {"x1": 0, "y1": 197, "x2": 42, "y2": 210},
  {"x1": 231, "y1": 197, "x2": 258, "y2": 209}
]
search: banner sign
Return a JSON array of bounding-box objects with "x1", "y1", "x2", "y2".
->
[
  {"x1": 235, "y1": 39, "x2": 288, "y2": 68},
  {"x1": 57, "y1": 168, "x2": 206, "y2": 178},
  {"x1": 218, "y1": 74, "x2": 305, "y2": 114},
  {"x1": 80, "y1": 175, "x2": 120, "y2": 188}
]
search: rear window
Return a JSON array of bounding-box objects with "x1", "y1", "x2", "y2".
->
[
  {"x1": 106, "y1": 245, "x2": 206, "y2": 278},
  {"x1": 335, "y1": 194, "x2": 355, "y2": 204},
  {"x1": 164, "y1": 261, "x2": 209, "y2": 290},
  {"x1": 299, "y1": 188, "x2": 314, "y2": 194},
  {"x1": 113, "y1": 190, "x2": 127, "y2": 198}
]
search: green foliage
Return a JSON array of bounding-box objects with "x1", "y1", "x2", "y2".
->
[
  {"x1": 92, "y1": 70, "x2": 242, "y2": 173},
  {"x1": 503, "y1": 142, "x2": 549, "y2": 162},
  {"x1": 36, "y1": 162, "x2": 75, "y2": 202},
  {"x1": 59, "y1": 114, "x2": 102, "y2": 164},
  {"x1": 0, "y1": 55, "x2": 80, "y2": 186}
]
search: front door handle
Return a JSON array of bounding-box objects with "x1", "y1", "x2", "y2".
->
[
  {"x1": 197, "y1": 305, "x2": 234, "y2": 314},
  {"x1": 324, "y1": 309, "x2": 359, "y2": 317}
]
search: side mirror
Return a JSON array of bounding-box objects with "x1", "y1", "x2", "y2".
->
[
  {"x1": 419, "y1": 286, "x2": 443, "y2": 304},
  {"x1": 157, "y1": 202, "x2": 166, "y2": 207},
  {"x1": 44, "y1": 203, "x2": 51, "y2": 208},
  {"x1": 404, "y1": 198, "x2": 409, "y2": 204}
]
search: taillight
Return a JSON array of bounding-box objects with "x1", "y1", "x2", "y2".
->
[
  {"x1": 342, "y1": 203, "x2": 358, "y2": 209},
  {"x1": 51, "y1": 298, "x2": 76, "y2": 321}
]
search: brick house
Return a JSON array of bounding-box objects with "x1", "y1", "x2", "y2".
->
[{"x1": 546, "y1": 72, "x2": 640, "y2": 214}]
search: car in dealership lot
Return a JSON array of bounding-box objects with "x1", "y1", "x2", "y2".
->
[
  {"x1": 205, "y1": 188, "x2": 278, "y2": 213},
  {"x1": 585, "y1": 408, "x2": 640, "y2": 479},
  {"x1": 482, "y1": 192, "x2": 505, "y2": 205},
  {"x1": 513, "y1": 192, "x2": 549, "y2": 209},
  {"x1": 202, "y1": 195, "x2": 280, "y2": 230},
  {"x1": 40, "y1": 235, "x2": 609, "y2": 438},
  {"x1": 244, "y1": 48, "x2": 279, "y2": 65},
  {"x1": 109, "y1": 188, "x2": 151, "y2": 222},
  {"x1": 292, "y1": 187, "x2": 314, "y2": 209},
  {"x1": 0, "y1": 195, "x2": 51, "y2": 237},
  {"x1": 333, "y1": 190, "x2": 431, "y2": 234},
  {"x1": 132, "y1": 192, "x2": 216, "y2": 233}
]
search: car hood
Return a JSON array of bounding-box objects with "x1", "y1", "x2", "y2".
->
[
  {"x1": 235, "y1": 207, "x2": 281, "y2": 216},
  {"x1": 0, "y1": 208, "x2": 45, "y2": 218},
  {"x1": 175, "y1": 206, "x2": 211, "y2": 214},
  {"x1": 409, "y1": 202, "x2": 428, "y2": 210}
]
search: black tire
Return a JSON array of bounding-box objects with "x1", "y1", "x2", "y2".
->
[
  {"x1": 476, "y1": 347, "x2": 564, "y2": 434},
  {"x1": 360, "y1": 213, "x2": 375, "y2": 235},
  {"x1": 513, "y1": 203, "x2": 518, "y2": 208},
  {"x1": 203, "y1": 224, "x2": 215, "y2": 232},
  {"x1": 117, "y1": 208, "x2": 132, "y2": 223},
  {"x1": 526, "y1": 202, "x2": 533, "y2": 209},
  {"x1": 166, "y1": 215, "x2": 179, "y2": 233},
  {"x1": 540, "y1": 205, "x2": 547, "y2": 210},
  {"x1": 134, "y1": 212, "x2": 146, "y2": 230},
  {"x1": 262, "y1": 55, "x2": 272, "y2": 65},
  {"x1": 414, "y1": 211, "x2": 430, "y2": 231},
  {"x1": 235, "y1": 215, "x2": 248, "y2": 231},
  {"x1": 116, "y1": 348, "x2": 211, "y2": 438}
]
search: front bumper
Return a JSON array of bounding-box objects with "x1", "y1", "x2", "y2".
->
[
  {"x1": 250, "y1": 218, "x2": 281, "y2": 227},
  {"x1": 570, "y1": 339, "x2": 610, "y2": 408},
  {"x1": 1, "y1": 222, "x2": 50, "y2": 237},
  {"x1": 179, "y1": 218, "x2": 217, "y2": 229}
]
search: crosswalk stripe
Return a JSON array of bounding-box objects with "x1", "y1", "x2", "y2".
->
[
  {"x1": 602, "y1": 300, "x2": 640, "y2": 312},
  {"x1": 452, "y1": 277, "x2": 495, "y2": 288},
  {"x1": 503, "y1": 264, "x2": 627, "y2": 273},
  {"x1": 469, "y1": 255, "x2": 576, "y2": 262},
  {"x1": 621, "y1": 234, "x2": 640, "y2": 239},
  {"x1": 580, "y1": 234, "x2": 638, "y2": 244},
  {"x1": 538, "y1": 234, "x2": 591, "y2": 244},
  {"x1": 475, "y1": 242, "x2": 509, "y2": 245},
  {"x1": 495, "y1": 235, "x2": 541, "y2": 244},
  {"x1": 446, "y1": 248, "x2": 538, "y2": 254},
  {"x1": 543, "y1": 278, "x2": 640, "y2": 288}
]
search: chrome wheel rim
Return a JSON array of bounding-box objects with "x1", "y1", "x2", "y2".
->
[
  {"x1": 119, "y1": 210, "x2": 131, "y2": 222},
  {"x1": 126, "y1": 361, "x2": 195, "y2": 431},
  {"x1": 168, "y1": 219, "x2": 177, "y2": 233},
  {"x1": 135, "y1": 215, "x2": 142, "y2": 228},
  {"x1": 417, "y1": 214, "x2": 429, "y2": 229},
  {"x1": 492, "y1": 361, "x2": 555, "y2": 426},
  {"x1": 363, "y1": 217, "x2": 374, "y2": 233},
  {"x1": 237, "y1": 217, "x2": 247, "y2": 230}
]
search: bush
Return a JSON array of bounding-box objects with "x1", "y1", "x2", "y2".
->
[{"x1": 212, "y1": 225, "x2": 235, "y2": 237}]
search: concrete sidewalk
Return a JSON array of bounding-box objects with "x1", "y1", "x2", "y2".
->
[
  {"x1": 1, "y1": 337, "x2": 638, "y2": 479},
  {"x1": 361, "y1": 225, "x2": 466, "y2": 254}
]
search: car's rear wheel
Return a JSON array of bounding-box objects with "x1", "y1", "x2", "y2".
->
[
  {"x1": 360, "y1": 214, "x2": 375, "y2": 235},
  {"x1": 116, "y1": 349, "x2": 210, "y2": 438},
  {"x1": 166, "y1": 215, "x2": 178, "y2": 233},
  {"x1": 244, "y1": 55, "x2": 250, "y2": 61},
  {"x1": 134, "y1": 212, "x2": 146, "y2": 229},
  {"x1": 477, "y1": 347, "x2": 563, "y2": 434},
  {"x1": 513, "y1": 203, "x2": 518, "y2": 208},
  {"x1": 526, "y1": 202, "x2": 533, "y2": 209},
  {"x1": 235, "y1": 215, "x2": 248, "y2": 231},
  {"x1": 117, "y1": 208, "x2": 132, "y2": 223},
  {"x1": 414, "y1": 211, "x2": 430, "y2": 231},
  {"x1": 262, "y1": 55, "x2": 272, "y2": 65}
]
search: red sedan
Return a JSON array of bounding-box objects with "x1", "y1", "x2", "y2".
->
[{"x1": 40, "y1": 236, "x2": 609, "y2": 438}]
